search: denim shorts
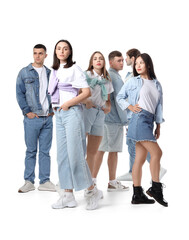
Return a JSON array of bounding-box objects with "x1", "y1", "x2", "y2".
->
[
  {"x1": 83, "y1": 106, "x2": 105, "y2": 136},
  {"x1": 98, "y1": 123, "x2": 124, "y2": 152},
  {"x1": 127, "y1": 109, "x2": 156, "y2": 142}
]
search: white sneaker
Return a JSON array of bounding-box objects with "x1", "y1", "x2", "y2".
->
[
  {"x1": 18, "y1": 181, "x2": 35, "y2": 193},
  {"x1": 38, "y1": 181, "x2": 56, "y2": 192},
  {"x1": 159, "y1": 167, "x2": 167, "y2": 180},
  {"x1": 86, "y1": 186, "x2": 103, "y2": 210},
  {"x1": 116, "y1": 172, "x2": 132, "y2": 181},
  {"x1": 107, "y1": 181, "x2": 129, "y2": 192},
  {"x1": 52, "y1": 193, "x2": 77, "y2": 209}
]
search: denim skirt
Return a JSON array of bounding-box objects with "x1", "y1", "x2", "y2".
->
[{"x1": 127, "y1": 109, "x2": 156, "y2": 142}]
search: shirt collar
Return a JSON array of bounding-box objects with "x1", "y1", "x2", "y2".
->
[
  {"x1": 28, "y1": 63, "x2": 50, "y2": 74},
  {"x1": 109, "y1": 67, "x2": 118, "y2": 74},
  {"x1": 93, "y1": 69, "x2": 103, "y2": 78},
  {"x1": 137, "y1": 75, "x2": 157, "y2": 82}
]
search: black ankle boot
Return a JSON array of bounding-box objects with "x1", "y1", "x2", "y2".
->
[
  {"x1": 131, "y1": 186, "x2": 155, "y2": 204},
  {"x1": 146, "y1": 181, "x2": 168, "y2": 207}
]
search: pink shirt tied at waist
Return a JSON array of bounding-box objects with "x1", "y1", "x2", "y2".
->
[{"x1": 48, "y1": 70, "x2": 79, "y2": 104}]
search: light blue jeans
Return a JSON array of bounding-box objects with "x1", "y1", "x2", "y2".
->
[
  {"x1": 54, "y1": 106, "x2": 93, "y2": 191},
  {"x1": 24, "y1": 116, "x2": 53, "y2": 184}
]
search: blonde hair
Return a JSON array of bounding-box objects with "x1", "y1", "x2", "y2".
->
[{"x1": 87, "y1": 51, "x2": 111, "y2": 81}]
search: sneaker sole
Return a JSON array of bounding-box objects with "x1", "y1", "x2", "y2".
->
[
  {"x1": 107, "y1": 187, "x2": 129, "y2": 192},
  {"x1": 52, "y1": 201, "x2": 77, "y2": 209},
  {"x1": 18, "y1": 188, "x2": 35, "y2": 193},
  {"x1": 38, "y1": 188, "x2": 56, "y2": 192}
]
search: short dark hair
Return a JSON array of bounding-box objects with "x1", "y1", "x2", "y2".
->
[
  {"x1": 52, "y1": 39, "x2": 76, "y2": 70},
  {"x1": 33, "y1": 44, "x2": 47, "y2": 52},
  {"x1": 108, "y1": 51, "x2": 122, "y2": 60},
  {"x1": 133, "y1": 53, "x2": 157, "y2": 79},
  {"x1": 126, "y1": 48, "x2": 140, "y2": 58}
]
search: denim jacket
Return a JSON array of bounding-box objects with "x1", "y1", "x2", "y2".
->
[
  {"x1": 105, "y1": 68, "x2": 128, "y2": 126},
  {"x1": 116, "y1": 75, "x2": 164, "y2": 124},
  {"x1": 16, "y1": 63, "x2": 52, "y2": 116}
]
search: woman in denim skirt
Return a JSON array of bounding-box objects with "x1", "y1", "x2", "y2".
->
[
  {"x1": 117, "y1": 53, "x2": 168, "y2": 207},
  {"x1": 48, "y1": 40, "x2": 103, "y2": 210}
]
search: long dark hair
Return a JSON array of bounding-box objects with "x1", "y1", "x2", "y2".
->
[
  {"x1": 133, "y1": 53, "x2": 157, "y2": 79},
  {"x1": 52, "y1": 39, "x2": 76, "y2": 70}
]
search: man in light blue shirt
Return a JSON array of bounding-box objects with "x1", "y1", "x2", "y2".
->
[{"x1": 92, "y1": 51, "x2": 128, "y2": 191}]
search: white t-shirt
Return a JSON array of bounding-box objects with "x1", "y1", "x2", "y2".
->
[
  {"x1": 86, "y1": 70, "x2": 114, "y2": 107},
  {"x1": 33, "y1": 66, "x2": 49, "y2": 116},
  {"x1": 52, "y1": 64, "x2": 89, "y2": 107},
  {"x1": 138, "y1": 79, "x2": 160, "y2": 114}
]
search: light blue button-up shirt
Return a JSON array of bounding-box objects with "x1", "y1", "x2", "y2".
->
[
  {"x1": 116, "y1": 75, "x2": 164, "y2": 124},
  {"x1": 105, "y1": 68, "x2": 128, "y2": 126}
]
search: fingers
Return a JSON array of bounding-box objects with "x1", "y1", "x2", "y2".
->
[{"x1": 133, "y1": 104, "x2": 142, "y2": 113}]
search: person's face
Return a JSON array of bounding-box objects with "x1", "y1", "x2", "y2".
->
[
  {"x1": 135, "y1": 56, "x2": 147, "y2": 75},
  {"x1": 33, "y1": 48, "x2": 47, "y2": 65},
  {"x1": 56, "y1": 42, "x2": 71, "y2": 63},
  {"x1": 92, "y1": 53, "x2": 104, "y2": 72},
  {"x1": 125, "y1": 54, "x2": 132, "y2": 66},
  {"x1": 110, "y1": 56, "x2": 124, "y2": 71}
]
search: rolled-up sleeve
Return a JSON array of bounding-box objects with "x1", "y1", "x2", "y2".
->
[{"x1": 116, "y1": 82, "x2": 130, "y2": 111}]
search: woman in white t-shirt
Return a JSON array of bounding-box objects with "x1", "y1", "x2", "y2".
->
[
  {"x1": 82, "y1": 51, "x2": 114, "y2": 186},
  {"x1": 117, "y1": 53, "x2": 168, "y2": 207},
  {"x1": 48, "y1": 40, "x2": 103, "y2": 210}
]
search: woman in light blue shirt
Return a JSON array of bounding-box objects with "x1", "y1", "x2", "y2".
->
[{"x1": 117, "y1": 53, "x2": 168, "y2": 207}]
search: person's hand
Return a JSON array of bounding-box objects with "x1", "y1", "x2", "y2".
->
[
  {"x1": 59, "y1": 102, "x2": 70, "y2": 111},
  {"x1": 48, "y1": 112, "x2": 54, "y2": 117},
  {"x1": 128, "y1": 104, "x2": 141, "y2": 113},
  {"x1": 101, "y1": 105, "x2": 111, "y2": 114},
  {"x1": 26, "y1": 112, "x2": 39, "y2": 119},
  {"x1": 85, "y1": 99, "x2": 95, "y2": 109},
  {"x1": 155, "y1": 124, "x2": 160, "y2": 139}
]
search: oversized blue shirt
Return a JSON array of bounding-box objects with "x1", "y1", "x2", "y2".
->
[
  {"x1": 105, "y1": 68, "x2": 128, "y2": 126},
  {"x1": 116, "y1": 75, "x2": 164, "y2": 124}
]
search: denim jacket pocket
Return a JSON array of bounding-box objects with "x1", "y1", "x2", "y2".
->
[{"x1": 24, "y1": 78, "x2": 35, "y2": 84}]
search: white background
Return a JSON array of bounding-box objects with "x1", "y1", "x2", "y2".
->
[{"x1": 0, "y1": 0, "x2": 188, "y2": 239}]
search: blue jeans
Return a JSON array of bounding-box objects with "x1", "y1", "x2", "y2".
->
[
  {"x1": 24, "y1": 116, "x2": 53, "y2": 184},
  {"x1": 54, "y1": 106, "x2": 93, "y2": 191},
  {"x1": 126, "y1": 137, "x2": 151, "y2": 173}
]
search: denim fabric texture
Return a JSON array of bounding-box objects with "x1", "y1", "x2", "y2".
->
[
  {"x1": 16, "y1": 63, "x2": 52, "y2": 116},
  {"x1": 116, "y1": 75, "x2": 164, "y2": 124},
  {"x1": 99, "y1": 123, "x2": 124, "y2": 152},
  {"x1": 54, "y1": 106, "x2": 93, "y2": 191},
  {"x1": 83, "y1": 106, "x2": 105, "y2": 136},
  {"x1": 105, "y1": 68, "x2": 128, "y2": 126},
  {"x1": 24, "y1": 116, "x2": 53, "y2": 184},
  {"x1": 127, "y1": 109, "x2": 156, "y2": 142}
]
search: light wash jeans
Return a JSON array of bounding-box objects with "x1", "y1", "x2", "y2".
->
[
  {"x1": 54, "y1": 106, "x2": 93, "y2": 191},
  {"x1": 126, "y1": 135, "x2": 151, "y2": 173},
  {"x1": 24, "y1": 116, "x2": 53, "y2": 184}
]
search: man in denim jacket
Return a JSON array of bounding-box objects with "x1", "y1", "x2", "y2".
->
[{"x1": 16, "y1": 44, "x2": 55, "y2": 193}]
